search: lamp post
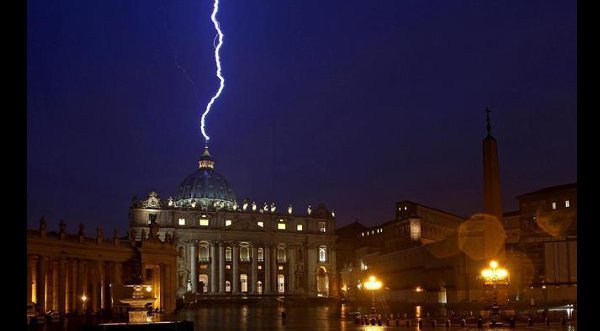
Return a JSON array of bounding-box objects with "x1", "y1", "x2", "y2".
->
[
  {"x1": 481, "y1": 260, "x2": 509, "y2": 318},
  {"x1": 364, "y1": 276, "x2": 382, "y2": 314}
]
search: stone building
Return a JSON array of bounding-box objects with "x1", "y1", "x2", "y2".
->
[
  {"x1": 336, "y1": 201, "x2": 480, "y2": 304},
  {"x1": 26, "y1": 218, "x2": 177, "y2": 314},
  {"x1": 128, "y1": 146, "x2": 338, "y2": 298},
  {"x1": 504, "y1": 183, "x2": 577, "y2": 306}
]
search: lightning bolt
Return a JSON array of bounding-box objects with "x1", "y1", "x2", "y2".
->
[{"x1": 201, "y1": 0, "x2": 225, "y2": 142}]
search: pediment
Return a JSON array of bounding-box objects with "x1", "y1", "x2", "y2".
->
[{"x1": 226, "y1": 219, "x2": 264, "y2": 231}]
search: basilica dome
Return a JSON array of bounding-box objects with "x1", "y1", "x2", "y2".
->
[{"x1": 174, "y1": 146, "x2": 236, "y2": 209}]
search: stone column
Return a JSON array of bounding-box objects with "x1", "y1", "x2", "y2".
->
[
  {"x1": 271, "y1": 245, "x2": 278, "y2": 294},
  {"x1": 307, "y1": 245, "x2": 317, "y2": 297},
  {"x1": 99, "y1": 261, "x2": 106, "y2": 310},
  {"x1": 27, "y1": 255, "x2": 37, "y2": 304},
  {"x1": 166, "y1": 263, "x2": 176, "y2": 313},
  {"x1": 264, "y1": 243, "x2": 271, "y2": 294},
  {"x1": 251, "y1": 245, "x2": 258, "y2": 294},
  {"x1": 36, "y1": 256, "x2": 47, "y2": 310},
  {"x1": 52, "y1": 259, "x2": 59, "y2": 310},
  {"x1": 70, "y1": 259, "x2": 78, "y2": 313},
  {"x1": 288, "y1": 246, "x2": 296, "y2": 294},
  {"x1": 58, "y1": 258, "x2": 66, "y2": 313},
  {"x1": 232, "y1": 243, "x2": 239, "y2": 294},
  {"x1": 162, "y1": 264, "x2": 170, "y2": 311},
  {"x1": 210, "y1": 243, "x2": 217, "y2": 293},
  {"x1": 45, "y1": 257, "x2": 54, "y2": 311},
  {"x1": 113, "y1": 261, "x2": 122, "y2": 286},
  {"x1": 190, "y1": 242, "x2": 197, "y2": 293},
  {"x1": 91, "y1": 262, "x2": 99, "y2": 313},
  {"x1": 218, "y1": 242, "x2": 225, "y2": 293},
  {"x1": 78, "y1": 260, "x2": 88, "y2": 313}
]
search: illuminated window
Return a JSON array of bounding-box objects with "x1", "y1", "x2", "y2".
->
[
  {"x1": 257, "y1": 221, "x2": 264, "y2": 227},
  {"x1": 240, "y1": 244, "x2": 250, "y2": 262},
  {"x1": 297, "y1": 224, "x2": 303, "y2": 231},
  {"x1": 319, "y1": 246, "x2": 327, "y2": 262},
  {"x1": 225, "y1": 220, "x2": 232, "y2": 226},
  {"x1": 225, "y1": 247, "x2": 232, "y2": 261},
  {"x1": 371, "y1": 230, "x2": 374, "y2": 234},
  {"x1": 565, "y1": 200, "x2": 570, "y2": 208},
  {"x1": 199, "y1": 218, "x2": 209, "y2": 226},
  {"x1": 258, "y1": 265, "x2": 262, "y2": 270},
  {"x1": 381, "y1": 228, "x2": 384, "y2": 233},
  {"x1": 178, "y1": 218, "x2": 185, "y2": 226},
  {"x1": 278, "y1": 266, "x2": 283, "y2": 270},
  {"x1": 199, "y1": 245, "x2": 209, "y2": 262},
  {"x1": 277, "y1": 275, "x2": 285, "y2": 294},
  {"x1": 404, "y1": 206, "x2": 407, "y2": 210},
  {"x1": 552, "y1": 202, "x2": 557, "y2": 210},
  {"x1": 258, "y1": 248, "x2": 264, "y2": 262},
  {"x1": 319, "y1": 222, "x2": 326, "y2": 232},
  {"x1": 278, "y1": 223, "x2": 286, "y2": 230},
  {"x1": 225, "y1": 265, "x2": 231, "y2": 270},
  {"x1": 361, "y1": 232, "x2": 364, "y2": 237}
]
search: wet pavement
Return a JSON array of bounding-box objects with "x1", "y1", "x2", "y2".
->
[{"x1": 27, "y1": 299, "x2": 577, "y2": 331}]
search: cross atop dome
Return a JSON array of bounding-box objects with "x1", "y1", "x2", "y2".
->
[{"x1": 198, "y1": 145, "x2": 215, "y2": 169}]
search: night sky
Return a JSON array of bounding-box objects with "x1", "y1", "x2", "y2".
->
[{"x1": 27, "y1": 0, "x2": 576, "y2": 234}]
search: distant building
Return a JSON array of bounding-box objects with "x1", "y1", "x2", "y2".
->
[{"x1": 337, "y1": 112, "x2": 576, "y2": 308}]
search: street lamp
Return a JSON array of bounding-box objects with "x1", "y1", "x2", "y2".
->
[
  {"x1": 81, "y1": 294, "x2": 88, "y2": 313},
  {"x1": 481, "y1": 260, "x2": 509, "y2": 316},
  {"x1": 363, "y1": 276, "x2": 382, "y2": 314}
]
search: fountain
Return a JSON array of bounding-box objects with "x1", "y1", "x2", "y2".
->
[{"x1": 119, "y1": 284, "x2": 156, "y2": 323}]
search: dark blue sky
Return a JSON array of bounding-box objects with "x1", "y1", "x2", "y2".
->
[{"x1": 27, "y1": 0, "x2": 576, "y2": 233}]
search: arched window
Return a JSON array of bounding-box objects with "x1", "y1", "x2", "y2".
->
[
  {"x1": 258, "y1": 248, "x2": 264, "y2": 262},
  {"x1": 277, "y1": 245, "x2": 286, "y2": 263},
  {"x1": 199, "y1": 244, "x2": 209, "y2": 262},
  {"x1": 318, "y1": 245, "x2": 327, "y2": 263},
  {"x1": 240, "y1": 244, "x2": 250, "y2": 262},
  {"x1": 225, "y1": 247, "x2": 232, "y2": 262}
]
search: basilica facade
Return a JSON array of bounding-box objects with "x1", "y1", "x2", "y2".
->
[{"x1": 128, "y1": 146, "x2": 338, "y2": 299}]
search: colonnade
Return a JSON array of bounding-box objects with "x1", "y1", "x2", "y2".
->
[
  {"x1": 27, "y1": 255, "x2": 122, "y2": 314},
  {"x1": 184, "y1": 241, "x2": 303, "y2": 295}
]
